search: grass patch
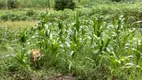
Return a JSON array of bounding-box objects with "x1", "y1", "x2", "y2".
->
[
  {"x1": 1, "y1": 1, "x2": 142, "y2": 80},
  {"x1": 0, "y1": 21, "x2": 37, "y2": 29},
  {"x1": 0, "y1": 2, "x2": 142, "y2": 22},
  {"x1": 0, "y1": 12, "x2": 142, "y2": 79}
]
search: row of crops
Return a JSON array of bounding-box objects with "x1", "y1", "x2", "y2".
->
[{"x1": 0, "y1": 11, "x2": 142, "y2": 79}]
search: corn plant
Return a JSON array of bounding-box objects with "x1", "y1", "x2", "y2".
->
[{"x1": 1, "y1": 9, "x2": 142, "y2": 79}]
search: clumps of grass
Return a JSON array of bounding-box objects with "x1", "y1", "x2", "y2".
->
[
  {"x1": 1, "y1": 2, "x2": 142, "y2": 23},
  {"x1": 0, "y1": 10, "x2": 142, "y2": 80},
  {"x1": 0, "y1": 0, "x2": 6, "y2": 9},
  {"x1": 0, "y1": 9, "x2": 37, "y2": 21}
]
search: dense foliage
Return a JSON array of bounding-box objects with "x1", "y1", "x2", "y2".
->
[
  {"x1": 0, "y1": 0, "x2": 140, "y2": 9},
  {"x1": 54, "y1": 0, "x2": 75, "y2": 10},
  {"x1": 0, "y1": 0, "x2": 142, "y2": 80},
  {"x1": 0, "y1": 10, "x2": 142, "y2": 79},
  {"x1": 7, "y1": 0, "x2": 19, "y2": 9}
]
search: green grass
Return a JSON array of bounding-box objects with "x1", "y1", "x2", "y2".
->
[
  {"x1": 1, "y1": 2, "x2": 142, "y2": 22},
  {"x1": 0, "y1": 21, "x2": 37, "y2": 29},
  {"x1": 0, "y1": 0, "x2": 141, "y2": 9},
  {"x1": 0, "y1": 10, "x2": 142, "y2": 79},
  {"x1": 0, "y1": 1, "x2": 142, "y2": 80}
]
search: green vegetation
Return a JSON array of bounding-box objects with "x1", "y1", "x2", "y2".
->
[
  {"x1": 0, "y1": 21, "x2": 37, "y2": 29},
  {"x1": 0, "y1": 0, "x2": 142, "y2": 80},
  {"x1": 54, "y1": 0, "x2": 75, "y2": 10},
  {"x1": 7, "y1": 0, "x2": 19, "y2": 9},
  {"x1": 0, "y1": 0, "x2": 140, "y2": 9},
  {"x1": 1, "y1": 2, "x2": 142, "y2": 22}
]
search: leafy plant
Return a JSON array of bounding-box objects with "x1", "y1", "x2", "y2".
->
[
  {"x1": 1, "y1": 5, "x2": 142, "y2": 79},
  {"x1": 54, "y1": 0, "x2": 75, "y2": 10},
  {"x1": 7, "y1": 0, "x2": 19, "y2": 9}
]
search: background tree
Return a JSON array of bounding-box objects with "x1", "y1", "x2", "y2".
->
[
  {"x1": 54, "y1": 0, "x2": 75, "y2": 10},
  {"x1": 7, "y1": 0, "x2": 19, "y2": 9}
]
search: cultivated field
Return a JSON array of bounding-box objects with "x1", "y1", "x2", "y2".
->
[{"x1": 0, "y1": 0, "x2": 142, "y2": 80}]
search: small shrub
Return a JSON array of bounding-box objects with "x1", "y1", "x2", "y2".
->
[
  {"x1": 54, "y1": 0, "x2": 75, "y2": 10},
  {"x1": 0, "y1": 0, "x2": 5, "y2": 9},
  {"x1": 0, "y1": 13, "x2": 20, "y2": 21},
  {"x1": 7, "y1": 0, "x2": 19, "y2": 9},
  {"x1": 25, "y1": 9, "x2": 34, "y2": 16}
]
